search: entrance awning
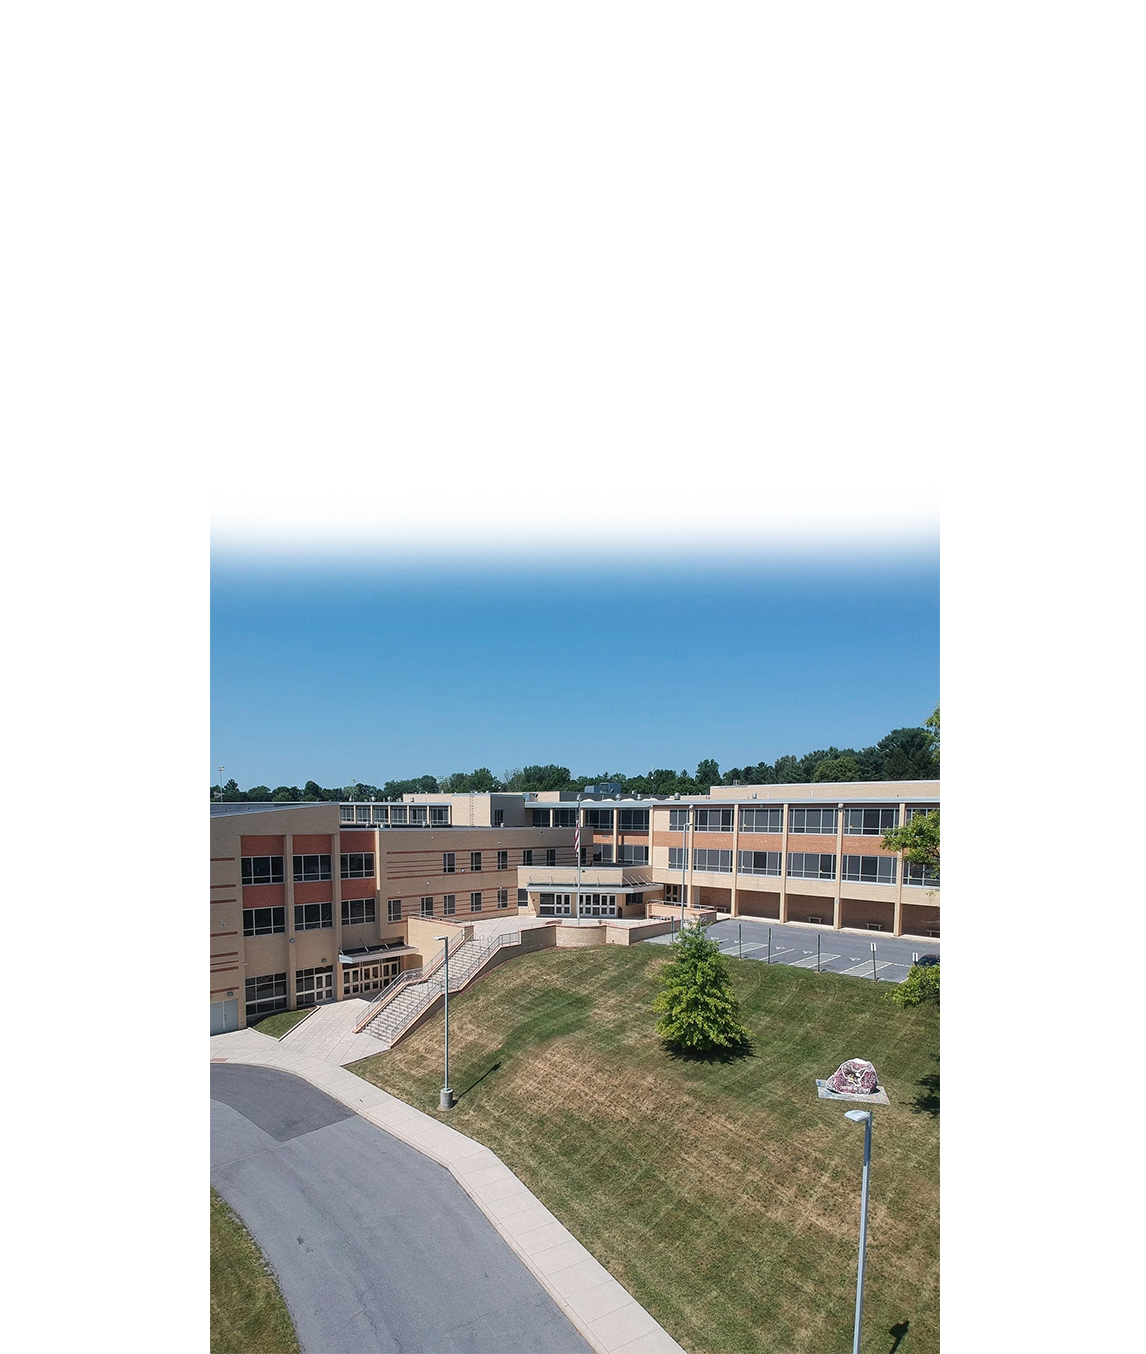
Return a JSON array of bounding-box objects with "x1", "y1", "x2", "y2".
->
[{"x1": 338, "y1": 944, "x2": 417, "y2": 964}]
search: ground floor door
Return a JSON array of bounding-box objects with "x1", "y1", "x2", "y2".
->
[{"x1": 210, "y1": 999, "x2": 239, "y2": 1034}]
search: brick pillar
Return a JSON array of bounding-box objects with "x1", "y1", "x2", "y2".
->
[
  {"x1": 833, "y1": 802, "x2": 844, "y2": 930},
  {"x1": 283, "y1": 833, "x2": 297, "y2": 1009},
  {"x1": 730, "y1": 804, "x2": 740, "y2": 918},
  {"x1": 893, "y1": 802, "x2": 906, "y2": 936},
  {"x1": 779, "y1": 802, "x2": 789, "y2": 923}
]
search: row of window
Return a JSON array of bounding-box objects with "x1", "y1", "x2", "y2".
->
[
  {"x1": 573, "y1": 844, "x2": 650, "y2": 865},
  {"x1": 538, "y1": 892, "x2": 625, "y2": 916},
  {"x1": 244, "y1": 900, "x2": 379, "y2": 935},
  {"x1": 666, "y1": 805, "x2": 936, "y2": 835},
  {"x1": 247, "y1": 959, "x2": 405, "y2": 1015},
  {"x1": 529, "y1": 808, "x2": 579, "y2": 827},
  {"x1": 241, "y1": 853, "x2": 377, "y2": 886},
  {"x1": 663, "y1": 848, "x2": 935, "y2": 887},
  {"x1": 340, "y1": 804, "x2": 451, "y2": 825},
  {"x1": 387, "y1": 890, "x2": 512, "y2": 921}
]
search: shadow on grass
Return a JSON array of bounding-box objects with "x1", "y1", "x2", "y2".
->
[
  {"x1": 911, "y1": 1055, "x2": 939, "y2": 1117},
  {"x1": 889, "y1": 1319, "x2": 910, "y2": 1351},
  {"x1": 659, "y1": 1038, "x2": 755, "y2": 1066},
  {"x1": 456, "y1": 1060, "x2": 502, "y2": 1100}
]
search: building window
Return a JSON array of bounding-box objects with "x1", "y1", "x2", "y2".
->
[
  {"x1": 664, "y1": 883, "x2": 688, "y2": 904},
  {"x1": 583, "y1": 808, "x2": 614, "y2": 830},
  {"x1": 787, "y1": 852, "x2": 836, "y2": 880},
  {"x1": 371, "y1": 805, "x2": 389, "y2": 825},
  {"x1": 906, "y1": 804, "x2": 938, "y2": 822},
  {"x1": 470, "y1": 891, "x2": 483, "y2": 912},
  {"x1": 516, "y1": 888, "x2": 528, "y2": 904},
  {"x1": 341, "y1": 898, "x2": 376, "y2": 926},
  {"x1": 631, "y1": 892, "x2": 644, "y2": 908},
  {"x1": 788, "y1": 807, "x2": 838, "y2": 835},
  {"x1": 844, "y1": 807, "x2": 899, "y2": 835},
  {"x1": 295, "y1": 966, "x2": 333, "y2": 1007},
  {"x1": 409, "y1": 806, "x2": 428, "y2": 826},
  {"x1": 470, "y1": 851, "x2": 482, "y2": 872},
  {"x1": 581, "y1": 893, "x2": 617, "y2": 917},
  {"x1": 390, "y1": 805, "x2": 408, "y2": 825},
  {"x1": 244, "y1": 972, "x2": 287, "y2": 1017},
  {"x1": 618, "y1": 809, "x2": 650, "y2": 832},
  {"x1": 539, "y1": 892, "x2": 572, "y2": 916},
  {"x1": 294, "y1": 902, "x2": 333, "y2": 930},
  {"x1": 443, "y1": 894, "x2": 456, "y2": 915},
  {"x1": 497, "y1": 888, "x2": 509, "y2": 908},
  {"x1": 355, "y1": 805, "x2": 370, "y2": 823},
  {"x1": 241, "y1": 856, "x2": 284, "y2": 886},
  {"x1": 443, "y1": 852, "x2": 455, "y2": 874},
  {"x1": 668, "y1": 847, "x2": 686, "y2": 870},
  {"x1": 492, "y1": 809, "x2": 504, "y2": 826},
  {"x1": 592, "y1": 844, "x2": 614, "y2": 864},
  {"x1": 693, "y1": 848, "x2": 732, "y2": 873},
  {"x1": 243, "y1": 906, "x2": 286, "y2": 936},
  {"x1": 496, "y1": 850, "x2": 508, "y2": 870},
  {"x1": 340, "y1": 852, "x2": 375, "y2": 879},
  {"x1": 431, "y1": 805, "x2": 451, "y2": 825},
  {"x1": 842, "y1": 855, "x2": 898, "y2": 884},
  {"x1": 339, "y1": 805, "x2": 355, "y2": 823},
  {"x1": 740, "y1": 807, "x2": 783, "y2": 833},
  {"x1": 905, "y1": 862, "x2": 940, "y2": 888},
  {"x1": 420, "y1": 896, "x2": 434, "y2": 917},
  {"x1": 738, "y1": 850, "x2": 781, "y2": 876},
  {"x1": 342, "y1": 958, "x2": 401, "y2": 996},
  {"x1": 522, "y1": 849, "x2": 533, "y2": 866},
  {"x1": 669, "y1": 808, "x2": 691, "y2": 831},
  {"x1": 387, "y1": 898, "x2": 402, "y2": 922},
  {"x1": 579, "y1": 847, "x2": 589, "y2": 865},
  {"x1": 694, "y1": 808, "x2": 734, "y2": 833},
  {"x1": 546, "y1": 848, "x2": 557, "y2": 866},
  {"x1": 530, "y1": 809, "x2": 552, "y2": 827},
  {"x1": 618, "y1": 845, "x2": 649, "y2": 865},
  {"x1": 293, "y1": 854, "x2": 332, "y2": 882},
  {"x1": 552, "y1": 808, "x2": 576, "y2": 827}
]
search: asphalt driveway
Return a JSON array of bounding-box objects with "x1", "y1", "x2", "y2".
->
[{"x1": 211, "y1": 1064, "x2": 591, "y2": 1354}]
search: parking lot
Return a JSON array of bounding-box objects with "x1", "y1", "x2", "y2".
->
[{"x1": 644, "y1": 915, "x2": 939, "y2": 982}]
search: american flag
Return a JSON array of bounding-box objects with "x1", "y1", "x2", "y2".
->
[{"x1": 574, "y1": 819, "x2": 580, "y2": 854}]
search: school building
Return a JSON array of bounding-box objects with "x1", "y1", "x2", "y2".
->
[{"x1": 209, "y1": 779, "x2": 939, "y2": 1033}]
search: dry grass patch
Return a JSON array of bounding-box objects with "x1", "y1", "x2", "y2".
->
[{"x1": 349, "y1": 945, "x2": 938, "y2": 1354}]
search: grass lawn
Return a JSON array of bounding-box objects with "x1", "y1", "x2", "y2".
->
[
  {"x1": 248, "y1": 1009, "x2": 312, "y2": 1039},
  {"x1": 210, "y1": 1189, "x2": 300, "y2": 1354},
  {"x1": 349, "y1": 944, "x2": 938, "y2": 1354}
]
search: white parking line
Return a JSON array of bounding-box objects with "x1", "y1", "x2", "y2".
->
[
  {"x1": 839, "y1": 960, "x2": 895, "y2": 976},
  {"x1": 788, "y1": 953, "x2": 840, "y2": 968}
]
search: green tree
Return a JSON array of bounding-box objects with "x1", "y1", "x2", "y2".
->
[
  {"x1": 695, "y1": 759, "x2": 720, "y2": 789},
  {"x1": 517, "y1": 764, "x2": 571, "y2": 792},
  {"x1": 271, "y1": 785, "x2": 299, "y2": 802},
  {"x1": 888, "y1": 962, "x2": 939, "y2": 1007},
  {"x1": 813, "y1": 756, "x2": 861, "y2": 782},
  {"x1": 926, "y1": 702, "x2": 940, "y2": 768},
  {"x1": 221, "y1": 778, "x2": 243, "y2": 801},
  {"x1": 882, "y1": 808, "x2": 939, "y2": 875},
  {"x1": 247, "y1": 785, "x2": 271, "y2": 801},
  {"x1": 653, "y1": 925, "x2": 750, "y2": 1054},
  {"x1": 301, "y1": 780, "x2": 326, "y2": 801}
]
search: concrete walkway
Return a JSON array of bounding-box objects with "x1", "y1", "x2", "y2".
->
[
  {"x1": 276, "y1": 998, "x2": 386, "y2": 1065},
  {"x1": 210, "y1": 1030, "x2": 687, "y2": 1354}
]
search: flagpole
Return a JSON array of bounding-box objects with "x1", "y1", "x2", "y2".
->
[{"x1": 574, "y1": 792, "x2": 582, "y2": 919}]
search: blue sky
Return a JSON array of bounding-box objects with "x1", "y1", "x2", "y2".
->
[{"x1": 211, "y1": 549, "x2": 938, "y2": 789}]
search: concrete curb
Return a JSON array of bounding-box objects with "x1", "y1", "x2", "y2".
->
[{"x1": 210, "y1": 1035, "x2": 687, "y2": 1354}]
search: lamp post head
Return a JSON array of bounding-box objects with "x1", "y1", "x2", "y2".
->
[{"x1": 844, "y1": 1109, "x2": 871, "y2": 1124}]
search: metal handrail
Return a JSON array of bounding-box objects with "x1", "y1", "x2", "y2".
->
[
  {"x1": 379, "y1": 930, "x2": 522, "y2": 1046},
  {"x1": 352, "y1": 927, "x2": 467, "y2": 1033}
]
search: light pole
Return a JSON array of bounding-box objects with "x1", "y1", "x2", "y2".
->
[
  {"x1": 816, "y1": 1060, "x2": 889, "y2": 1354},
  {"x1": 844, "y1": 1108, "x2": 873, "y2": 1354},
  {"x1": 435, "y1": 935, "x2": 454, "y2": 1110}
]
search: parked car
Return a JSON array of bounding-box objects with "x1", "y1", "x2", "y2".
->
[{"x1": 915, "y1": 953, "x2": 940, "y2": 967}]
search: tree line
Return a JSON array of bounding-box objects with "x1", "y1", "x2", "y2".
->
[{"x1": 211, "y1": 707, "x2": 939, "y2": 803}]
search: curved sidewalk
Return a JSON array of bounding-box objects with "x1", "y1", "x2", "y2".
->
[{"x1": 211, "y1": 1029, "x2": 688, "y2": 1354}]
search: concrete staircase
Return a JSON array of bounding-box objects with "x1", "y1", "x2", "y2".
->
[{"x1": 358, "y1": 929, "x2": 521, "y2": 1049}]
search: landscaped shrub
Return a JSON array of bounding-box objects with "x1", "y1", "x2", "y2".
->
[
  {"x1": 888, "y1": 962, "x2": 940, "y2": 1008},
  {"x1": 653, "y1": 923, "x2": 750, "y2": 1053}
]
